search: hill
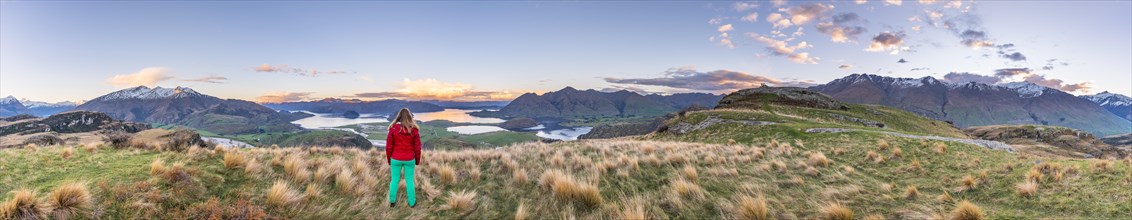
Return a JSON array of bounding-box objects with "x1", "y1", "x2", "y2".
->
[
  {"x1": 964, "y1": 125, "x2": 1129, "y2": 159},
  {"x1": 812, "y1": 74, "x2": 1132, "y2": 136},
  {"x1": 0, "y1": 96, "x2": 32, "y2": 117},
  {"x1": 73, "y1": 86, "x2": 301, "y2": 135},
  {"x1": 264, "y1": 98, "x2": 444, "y2": 114},
  {"x1": 472, "y1": 87, "x2": 722, "y2": 119}
]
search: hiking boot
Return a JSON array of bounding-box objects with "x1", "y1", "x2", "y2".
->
[{"x1": 390, "y1": 202, "x2": 395, "y2": 207}]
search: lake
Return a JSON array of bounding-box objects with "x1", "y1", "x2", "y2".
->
[{"x1": 290, "y1": 109, "x2": 592, "y2": 142}]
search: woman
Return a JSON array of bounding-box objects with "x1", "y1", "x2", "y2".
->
[{"x1": 386, "y1": 108, "x2": 422, "y2": 208}]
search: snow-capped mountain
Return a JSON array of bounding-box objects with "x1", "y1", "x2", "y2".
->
[
  {"x1": 74, "y1": 86, "x2": 300, "y2": 135},
  {"x1": 811, "y1": 74, "x2": 1132, "y2": 136},
  {"x1": 0, "y1": 96, "x2": 32, "y2": 117},
  {"x1": 93, "y1": 86, "x2": 202, "y2": 101},
  {"x1": 12, "y1": 98, "x2": 80, "y2": 117},
  {"x1": 19, "y1": 99, "x2": 79, "y2": 108},
  {"x1": 1081, "y1": 91, "x2": 1132, "y2": 122}
]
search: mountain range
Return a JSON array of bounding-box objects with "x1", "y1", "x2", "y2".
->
[
  {"x1": 811, "y1": 74, "x2": 1131, "y2": 136},
  {"x1": 471, "y1": 87, "x2": 723, "y2": 119},
  {"x1": 1080, "y1": 91, "x2": 1132, "y2": 122},
  {"x1": 72, "y1": 86, "x2": 301, "y2": 135},
  {"x1": 264, "y1": 98, "x2": 444, "y2": 114}
]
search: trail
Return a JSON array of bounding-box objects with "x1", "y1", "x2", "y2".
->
[{"x1": 804, "y1": 128, "x2": 1015, "y2": 152}]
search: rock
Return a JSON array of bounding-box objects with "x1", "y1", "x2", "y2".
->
[
  {"x1": 665, "y1": 116, "x2": 777, "y2": 135},
  {"x1": 499, "y1": 118, "x2": 540, "y2": 130},
  {"x1": 716, "y1": 86, "x2": 849, "y2": 110},
  {"x1": 827, "y1": 113, "x2": 885, "y2": 128},
  {"x1": 22, "y1": 133, "x2": 65, "y2": 146}
]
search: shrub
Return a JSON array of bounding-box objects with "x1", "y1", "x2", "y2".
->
[
  {"x1": 933, "y1": 143, "x2": 947, "y2": 154},
  {"x1": 733, "y1": 194, "x2": 770, "y2": 220},
  {"x1": 445, "y1": 190, "x2": 477, "y2": 212},
  {"x1": 1015, "y1": 181, "x2": 1038, "y2": 198},
  {"x1": 103, "y1": 131, "x2": 133, "y2": 149},
  {"x1": 950, "y1": 200, "x2": 984, "y2": 220},
  {"x1": 819, "y1": 203, "x2": 853, "y2": 220},
  {"x1": 61, "y1": 147, "x2": 75, "y2": 159},
  {"x1": 46, "y1": 182, "x2": 92, "y2": 220},
  {"x1": 266, "y1": 181, "x2": 301, "y2": 208},
  {"x1": 223, "y1": 152, "x2": 247, "y2": 169},
  {"x1": 0, "y1": 189, "x2": 48, "y2": 220}
]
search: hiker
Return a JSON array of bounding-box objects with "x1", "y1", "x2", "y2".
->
[{"x1": 386, "y1": 108, "x2": 422, "y2": 208}]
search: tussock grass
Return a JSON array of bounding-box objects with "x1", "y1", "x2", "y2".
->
[
  {"x1": 903, "y1": 185, "x2": 919, "y2": 200},
  {"x1": 1, "y1": 189, "x2": 48, "y2": 220},
  {"x1": 950, "y1": 200, "x2": 984, "y2": 220},
  {"x1": 61, "y1": 147, "x2": 75, "y2": 159},
  {"x1": 438, "y1": 165, "x2": 457, "y2": 185},
  {"x1": 445, "y1": 190, "x2": 477, "y2": 212},
  {"x1": 150, "y1": 158, "x2": 167, "y2": 176},
  {"x1": 732, "y1": 194, "x2": 770, "y2": 220},
  {"x1": 818, "y1": 203, "x2": 853, "y2": 220},
  {"x1": 46, "y1": 182, "x2": 92, "y2": 220},
  {"x1": 223, "y1": 152, "x2": 247, "y2": 169},
  {"x1": 1015, "y1": 181, "x2": 1038, "y2": 198},
  {"x1": 808, "y1": 152, "x2": 831, "y2": 167},
  {"x1": 267, "y1": 181, "x2": 301, "y2": 208},
  {"x1": 681, "y1": 165, "x2": 698, "y2": 181}
]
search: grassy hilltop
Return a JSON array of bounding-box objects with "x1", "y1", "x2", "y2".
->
[{"x1": 2, "y1": 94, "x2": 1131, "y2": 219}]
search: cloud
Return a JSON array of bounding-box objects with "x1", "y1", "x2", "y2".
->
[
  {"x1": 942, "y1": 72, "x2": 1001, "y2": 84},
  {"x1": 910, "y1": 67, "x2": 930, "y2": 71},
  {"x1": 884, "y1": 0, "x2": 903, "y2": 6},
  {"x1": 750, "y1": 33, "x2": 819, "y2": 64},
  {"x1": 717, "y1": 24, "x2": 734, "y2": 33},
  {"x1": 256, "y1": 92, "x2": 313, "y2": 103},
  {"x1": 181, "y1": 76, "x2": 228, "y2": 84},
  {"x1": 766, "y1": 13, "x2": 794, "y2": 29},
  {"x1": 734, "y1": 2, "x2": 759, "y2": 11},
  {"x1": 771, "y1": 0, "x2": 787, "y2": 7},
  {"x1": 838, "y1": 64, "x2": 853, "y2": 69},
  {"x1": 990, "y1": 68, "x2": 1094, "y2": 93},
  {"x1": 105, "y1": 67, "x2": 175, "y2": 88},
  {"x1": 352, "y1": 78, "x2": 516, "y2": 101},
  {"x1": 785, "y1": 3, "x2": 835, "y2": 25},
  {"x1": 708, "y1": 18, "x2": 724, "y2": 25},
  {"x1": 253, "y1": 64, "x2": 353, "y2": 76},
  {"x1": 865, "y1": 31, "x2": 907, "y2": 54},
  {"x1": 741, "y1": 12, "x2": 760, "y2": 22},
  {"x1": 959, "y1": 30, "x2": 994, "y2": 49},
  {"x1": 816, "y1": 13, "x2": 867, "y2": 43},
  {"x1": 999, "y1": 52, "x2": 1027, "y2": 62},
  {"x1": 603, "y1": 67, "x2": 814, "y2": 91},
  {"x1": 1041, "y1": 59, "x2": 1069, "y2": 70},
  {"x1": 918, "y1": 0, "x2": 937, "y2": 4},
  {"x1": 855, "y1": 0, "x2": 868, "y2": 4}
]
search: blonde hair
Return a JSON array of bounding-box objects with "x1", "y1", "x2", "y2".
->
[{"x1": 389, "y1": 108, "x2": 418, "y2": 133}]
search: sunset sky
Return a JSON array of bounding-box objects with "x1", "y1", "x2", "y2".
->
[{"x1": 1, "y1": 1, "x2": 1128, "y2": 103}]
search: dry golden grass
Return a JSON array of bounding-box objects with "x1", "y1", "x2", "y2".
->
[
  {"x1": 335, "y1": 169, "x2": 356, "y2": 195},
  {"x1": 903, "y1": 185, "x2": 919, "y2": 200},
  {"x1": 892, "y1": 147, "x2": 903, "y2": 158},
  {"x1": 61, "y1": 147, "x2": 74, "y2": 159},
  {"x1": 937, "y1": 191, "x2": 953, "y2": 202},
  {"x1": 1026, "y1": 169, "x2": 1044, "y2": 183},
  {"x1": 82, "y1": 144, "x2": 98, "y2": 154},
  {"x1": 808, "y1": 152, "x2": 831, "y2": 167},
  {"x1": 514, "y1": 202, "x2": 529, "y2": 220},
  {"x1": 1, "y1": 189, "x2": 48, "y2": 220},
  {"x1": 880, "y1": 183, "x2": 894, "y2": 192},
  {"x1": 512, "y1": 168, "x2": 529, "y2": 185},
  {"x1": 909, "y1": 159, "x2": 922, "y2": 172},
  {"x1": 1015, "y1": 181, "x2": 1038, "y2": 198},
  {"x1": 283, "y1": 155, "x2": 310, "y2": 183},
  {"x1": 866, "y1": 151, "x2": 879, "y2": 161},
  {"x1": 445, "y1": 190, "x2": 477, "y2": 212},
  {"x1": 46, "y1": 182, "x2": 92, "y2": 220},
  {"x1": 863, "y1": 214, "x2": 886, "y2": 220},
  {"x1": 266, "y1": 180, "x2": 301, "y2": 208},
  {"x1": 549, "y1": 173, "x2": 602, "y2": 207},
  {"x1": 223, "y1": 152, "x2": 247, "y2": 169},
  {"x1": 732, "y1": 194, "x2": 770, "y2": 220},
  {"x1": 150, "y1": 158, "x2": 166, "y2": 176},
  {"x1": 958, "y1": 175, "x2": 977, "y2": 192},
  {"x1": 681, "y1": 165, "x2": 698, "y2": 181},
  {"x1": 933, "y1": 142, "x2": 947, "y2": 154},
  {"x1": 950, "y1": 200, "x2": 985, "y2": 220},
  {"x1": 305, "y1": 183, "x2": 322, "y2": 200},
  {"x1": 1092, "y1": 160, "x2": 1113, "y2": 172},
  {"x1": 671, "y1": 178, "x2": 705, "y2": 200},
  {"x1": 616, "y1": 197, "x2": 647, "y2": 220},
  {"x1": 438, "y1": 164, "x2": 457, "y2": 185},
  {"x1": 244, "y1": 158, "x2": 263, "y2": 177},
  {"x1": 818, "y1": 203, "x2": 853, "y2": 220},
  {"x1": 877, "y1": 139, "x2": 889, "y2": 150}
]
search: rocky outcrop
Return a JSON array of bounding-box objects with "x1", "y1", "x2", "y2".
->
[
  {"x1": 716, "y1": 86, "x2": 848, "y2": 110},
  {"x1": 662, "y1": 116, "x2": 777, "y2": 135},
  {"x1": 828, "y1": 113, "x2": 885, "y2": 128},
  {"x1": 964, "y1": 125, "x2": 1127, "y2": 158},
  {"x1": 805, "y1": 128, "x2": 1016, "y2": 152},
  {"x1": 0, "y1": 111, "x2": 150, "y2": 136}
]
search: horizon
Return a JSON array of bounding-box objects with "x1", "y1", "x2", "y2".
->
[{"x1": 2, "y1": 1, "x2": 1130, "y2": 103}]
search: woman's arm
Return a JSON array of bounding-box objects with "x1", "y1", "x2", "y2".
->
[
  {"x1": 413, "y1": 128, "x2": 422, "y2": 165},
  {"x1": 386, "y1": 126, "x2": 395, "y2": 165}
]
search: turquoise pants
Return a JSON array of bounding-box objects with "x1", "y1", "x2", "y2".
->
[{"x1": 387, "y1": 159, "x2": 417, "y2": 206}]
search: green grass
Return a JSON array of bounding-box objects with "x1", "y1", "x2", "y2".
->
[{"x1": 343, "y1": 121, "x2": 543, "y2": 148}]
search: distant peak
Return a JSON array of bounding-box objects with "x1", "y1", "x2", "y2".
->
[
  {"x1": 0, "y1": 95, "x2": 17, "y2": 104},
  {"x1": 560, "y1": 86, "x2": 578, "y2": 92},
  {"x1": 96, "y1": 85, "x2": 203, "y2": 101}
]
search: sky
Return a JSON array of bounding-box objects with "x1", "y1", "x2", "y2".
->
[{"x1": 1, "y1": 0, "x2": 1129, "y2": 103}]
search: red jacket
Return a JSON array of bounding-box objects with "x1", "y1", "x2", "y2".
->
[{"x1": 386, "y1": 123, "x2": 421, "y2": 164}]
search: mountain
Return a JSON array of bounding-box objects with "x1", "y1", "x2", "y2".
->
[
  {"x1": 0, "y1": 96, "x2": 32, "y2": 117},
  {"x1": 264, "y1": 98, "x2": 444, "y2": 114},
  {"x1": 420, "y1": 100, "x2": 510, "y2": 109},
  {"x1": 1080, "y1": 91, "x2": 1132, "y2": 122},
  {"x1": 18, "y1": 98, "x2": 78, "y2": 116},
  {"x1": 472, "y1": 87, "x2": 723, "y2": 119},
  {"x1": 73, "y1": 86, "x2": 301, "y2": 135},
  {"x1": 811, "y1": 74, "x2": 1132, "y2": 136}
]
